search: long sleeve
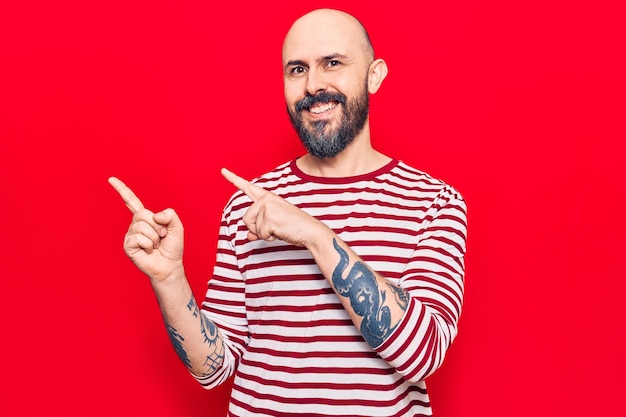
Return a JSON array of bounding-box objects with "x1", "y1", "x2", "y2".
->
[
  {"x1": 193, "y1": 211, "x2": 250, "y2": 389},
  {"x1": 375, "y1": 186, "x2": 467, "y2": 382}
]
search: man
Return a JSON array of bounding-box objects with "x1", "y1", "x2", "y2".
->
[{"x1": 110, "y1": 8, "x2": 467, "y2": 416}]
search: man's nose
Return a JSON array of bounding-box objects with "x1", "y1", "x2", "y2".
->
[{"x1": 305, "y1": 69, "x2": 328, "y2": 95}]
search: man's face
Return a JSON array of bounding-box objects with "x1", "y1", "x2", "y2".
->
[{"x1": 282, "y1": 11, "x2": 373, "y2": 158}]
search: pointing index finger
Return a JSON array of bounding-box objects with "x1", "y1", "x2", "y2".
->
[
  {"x1": 108, "y1": 176, "x2": 145, "y2": 214},
  {"x1": 221, "y1": 168, "x2": 266, "y2": 201}
]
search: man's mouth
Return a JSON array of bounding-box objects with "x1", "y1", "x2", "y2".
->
[
  {"x1": 308, "y1": 101, "x2": 338, "y2": 114},
  {"x1": 295, "y1": 92, "x2": 346, "y2": 115}
]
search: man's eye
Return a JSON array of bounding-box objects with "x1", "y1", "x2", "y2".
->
[
  {"x1": 291, "y1": 66, "x2": 306, "y2": 74},
  {"x1": 328, "y1": 60, "x2": 341, "y2": 67}
]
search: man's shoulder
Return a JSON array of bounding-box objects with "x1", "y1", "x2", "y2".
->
[{"x1": 393, "y1": 161, "x2": 465, "y2": 203}]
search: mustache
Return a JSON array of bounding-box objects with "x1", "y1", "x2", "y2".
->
[{"x1": 295, "y1": 92, "x2": 347, "y2": 113}]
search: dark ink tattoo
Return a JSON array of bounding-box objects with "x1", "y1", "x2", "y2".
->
[
  {"x1": 200, "y1": 314, "x2": 224, "y2": 375},
  {"x1": 164, "y1": 296, "x2": 225, "y2": 375},
  {"x1": 166, "y1": 324, "x2": 192, "y2": 368},
  {"x1": 387, "y1": 282, "x2": 410, "y2": 310},
  {"x1": 331, "y1": 238, "x2": 408, "y2": 347},
  {"x1": 187, "y1": 297, "x2": 199, "y2": 317},
  {"x1": 187, "y1": 295, "x2": 225, "y2": 375}
]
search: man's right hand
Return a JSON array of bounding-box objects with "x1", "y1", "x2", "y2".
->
[{"x1": 108, "y1": 177, "x2": 184, "y2": 283}]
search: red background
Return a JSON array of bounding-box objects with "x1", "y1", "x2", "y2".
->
[{"x1": 2, "y1": 1, "x2": 625, "y2": 416}]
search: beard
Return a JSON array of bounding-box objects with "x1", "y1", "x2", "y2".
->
[{"x1": 287, "y1": 84, "x2": 369, "y2": 159}]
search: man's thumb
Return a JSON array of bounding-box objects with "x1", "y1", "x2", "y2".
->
[{"x1": 153, "y1": 208, "x2": 183, "y2": 234}]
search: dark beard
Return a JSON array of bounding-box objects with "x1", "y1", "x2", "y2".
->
[{"x1": 287, "y1": 85, "x2": 369, "y2": 159}]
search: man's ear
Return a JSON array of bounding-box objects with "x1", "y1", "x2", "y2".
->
[{"x1": 367, "y1": 59, "x2": 389, "y2": 94}]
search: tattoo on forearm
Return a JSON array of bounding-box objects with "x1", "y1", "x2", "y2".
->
[
  {"x1": 166, "y1": 324, "x2": 192, "y2": 368},
  {"x1": 187, "y1": 295, "x2": 225, "y2": 375},
  {"x1": 331, "y1": 238, "x2": 409, "y2": 347},
  {"x1": 187, "y1": 297, "x2": 199, "y2": 317},
  {"x1": 200, "y1": 313, "x2": 224, "y2": 375},
  {"x1": 387, "y1": 281, "x2": 410, "y2": 310},
  {"x1": 164, "y1": 297, "x2": 225, "y2": 375}
]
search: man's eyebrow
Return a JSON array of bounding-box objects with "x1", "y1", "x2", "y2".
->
[
  {"x1": 285, "y1": 59, "x2": 307, "y2": 68},
  {"x1": 319, "y1": 53, "x2": 349, "y2": 62}
]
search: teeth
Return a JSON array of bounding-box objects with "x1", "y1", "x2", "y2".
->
[{"x1": 309, "y1": 102, "x2": 337, "y2": 114}]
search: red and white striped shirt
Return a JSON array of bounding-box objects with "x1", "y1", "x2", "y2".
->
[{"x1": 196, "y1": 159, "x2": 467, "y2": 416}]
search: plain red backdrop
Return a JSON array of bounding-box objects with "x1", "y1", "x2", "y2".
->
[{"x1": 1, "y1": 1, "x2": 625, "y2": 416}]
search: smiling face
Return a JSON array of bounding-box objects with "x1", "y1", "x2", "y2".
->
[
  {"x1": 282, "y1": 9, "x2": 376, "y2": 159},
  {"x1": 287, "y1": 79, "x2": 370, "y2": 159}
]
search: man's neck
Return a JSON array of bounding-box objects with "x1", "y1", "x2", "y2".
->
[{"x1": 296, "y1": 139, "x2": 392, "y2": 178}]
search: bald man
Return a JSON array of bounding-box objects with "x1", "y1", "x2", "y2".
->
[{"x1": 110, "y1": 8, "x2": 467, "y2": 416}]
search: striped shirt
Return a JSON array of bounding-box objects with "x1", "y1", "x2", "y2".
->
[{"x1": 196, "y1": 159, "x2": 468, "y2": 416}]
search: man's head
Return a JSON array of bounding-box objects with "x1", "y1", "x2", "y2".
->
[{"x1": 282, "y1": 9, "x2": 388, "y2": 159}]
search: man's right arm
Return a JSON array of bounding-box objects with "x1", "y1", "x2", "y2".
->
[{"x1": 108, "y1": 177, "x2": 225, "y2": 378}]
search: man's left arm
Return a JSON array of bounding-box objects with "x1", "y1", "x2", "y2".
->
[{"x1": 221, "y1": 168, "x2": 467, "y2": 382}]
